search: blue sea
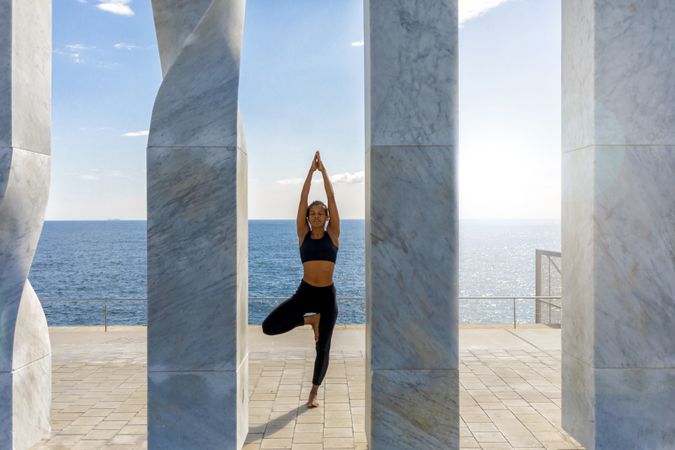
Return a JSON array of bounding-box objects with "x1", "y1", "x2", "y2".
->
[{"x1": 29, "y1": 219, "x2": 560, "y2": 326}]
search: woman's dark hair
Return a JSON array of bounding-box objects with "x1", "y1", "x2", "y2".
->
[{"x1": 306, "y1": 200, "x2": 329, "y2": 221}]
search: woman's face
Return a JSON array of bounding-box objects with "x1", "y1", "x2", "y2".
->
[{"x1": 308, "y1": 205, "x2": 327, "y2": 229}]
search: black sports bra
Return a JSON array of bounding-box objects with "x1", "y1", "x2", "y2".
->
[{"x1": 300, "y1": 230, "x2": 338, "y2": 263}]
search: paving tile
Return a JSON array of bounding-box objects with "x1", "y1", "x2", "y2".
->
[
  {"x1": 106, "y1": 413, "x2": 135, "y2": 421},
  {"x1": 466, "y1": 422, "x2": 499, "y2": 433},
  {"x1": 82, "y1": 429, "x2": 118, "y2": 440},
  {"x1": 323, "y1": 437, "x2": 354, "y2": 448},
  {"x1": 292, "y1": 432, "x2": 324, "y2": 444},
  {"x1": 460, "y1": 435, "x2": 481, "y2": 448},
  {"x1": 117, "y1": 425, "x2": 146, "y2": 435},
  {"x1": 72, "y1": 440, "x2": 108, "y2": 449},
  {"x1": 109, "y1": 434, "x2": 146, "y2": 445},
  {"x1": 295, "y1": 423, "x2": 323, "y2": 433},
  {"x1": 323, "y1": 428, "x2": 352, "y2": 438},
  {"x1": 260, "y1": 438, "x2": 293, "y2": 448},
  {"x1": 94, "y1": 421, "x2": 128, "y2": 430},
  {"x1": 473, "y1": 431, "x2": 508, "y2": 443},
  {"x1": 59, "y1": 425, "x2": 93, "y2": 435}
]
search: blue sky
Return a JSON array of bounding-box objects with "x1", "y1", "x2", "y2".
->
[{"x1": 47, "y1": 0, "x2": 560, "y2": 220}]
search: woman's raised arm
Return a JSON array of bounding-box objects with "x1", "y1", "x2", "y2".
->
[
  {"x1": 317, "y1": 153, "x2": 340, "y2": 237},
  {"x1": 297, "y1": 152, "x2": 318, "y2": 239}
]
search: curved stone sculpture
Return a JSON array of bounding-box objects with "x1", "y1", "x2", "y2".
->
[
  {"x1": 0, "y1": 1, "x2": 52, "y2": 449},
  {"x1": 147, "y1": 1, "x2": 248, "y2": 448}
]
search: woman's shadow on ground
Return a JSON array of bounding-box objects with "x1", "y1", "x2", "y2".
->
[{"x1": 248, "y1": 404, "x2": 313, "y2": 436}]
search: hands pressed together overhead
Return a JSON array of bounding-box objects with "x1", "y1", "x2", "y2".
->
[{"x1": 311, "y1": 150, "x2": 326, "y2": 174}]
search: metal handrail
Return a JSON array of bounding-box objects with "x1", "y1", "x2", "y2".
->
[
  {"x1": 42, "y1": 299, "x2": 145, "y2": 303},
  {"x1": 458, "y1": 296, "x2": 561, "y2": 329},
  {"x1": 535, "y1": 299, "x2": 562, "y2": 309},
  {"x1": 42, "y1": 299, "x2": 145, "y2": 332},
  {"x1": 248, "y1": 297, "x2": 365, "y2": 301},
  {"x1": 535, "y1": 249, "x2": 562, "y2": 325},
  {"x1": 42, "y1": 295, "x2": 561, "y2": 331}
]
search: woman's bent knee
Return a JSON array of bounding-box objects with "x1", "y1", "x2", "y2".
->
[{"x1": 262, "y1": 319, "x2": 276, "y2": 335}]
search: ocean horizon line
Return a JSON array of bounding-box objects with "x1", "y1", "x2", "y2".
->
[{"x1": 43, "y1": 218, "x2": 562, "y2": 222}]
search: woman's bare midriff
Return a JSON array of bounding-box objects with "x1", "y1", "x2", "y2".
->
[{"x1": 302, "y1": 261, "x2": 335, "y2": 287}]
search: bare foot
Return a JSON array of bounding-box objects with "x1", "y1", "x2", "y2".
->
[
  {"x1": 305, "y1": 313, "x2": 321, "y2": 342},
  {"x1": 307, "y1": 386, "x2": 320, "y2": 408}
]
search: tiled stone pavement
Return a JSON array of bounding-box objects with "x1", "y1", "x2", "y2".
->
[{"x1": 32, "y1": 325, "x2": 584, "y2": 450}]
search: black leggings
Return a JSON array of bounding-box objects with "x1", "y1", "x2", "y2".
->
[{"x1": 262, "y1": 279, "x2": 338, "y2": 386}]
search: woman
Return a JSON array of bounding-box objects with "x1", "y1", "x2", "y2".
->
[{"x1": 261, "y1": 150, "x2": 340, "y2": 408}]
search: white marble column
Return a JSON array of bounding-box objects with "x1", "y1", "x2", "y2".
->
[
  {"x1": 147, "y1": 1, "x2": 248, "y2": 448},
  {"x1": 0, "y1": 1, "x2": 52, "y2": 449},
  {"x1": 562, "y1": 1, "x2": 675, "y2": 448},
  {"x1": 365, "y1": 1, "x2": 458, "y2": 449}
]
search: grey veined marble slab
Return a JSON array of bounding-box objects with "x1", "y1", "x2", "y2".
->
[
  {"x1": 368, "y1": 369, "x2": 459, "y2": 450},
  {"x1": 148, "y1": 357, "x2": 248, "y2": 450},
  {"x1": 367, "y1": 146, "x2": 458, "y2": 371},
  {"x1": 365, "y1": 0, "x2": 459, "y2": 449},
  {"x1": 563, "y1": 0, "x2": 675, "y2": 152},
  {"x1": 0, "y1": 1, "x2": 52, "y2": 449},
  {"x1": 147, "y1": 146, "x2": 247, "y2": 373},
  {"x1": 147, "y1": 1, "x2": 248, "y2": 449},
  {"x1": 366, "y1": 0, "x2": 457, "y2": 147},
  {"x1": 562, "y1": 2, "x2": 675, "y2": 449}
]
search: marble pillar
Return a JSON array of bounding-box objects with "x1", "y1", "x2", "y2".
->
[
  {"x1": 562, "y1": 1, "x2": 675, "y2": 449},
  {"x1": 365, "y1": 1, "x2": 459, "y2": 449},
  {"x1": 0, "y1": 1, "x2": 52, "y2": 449},
  {"x1": 147, "y1": 1, "x2": 248, "y2": 449}
]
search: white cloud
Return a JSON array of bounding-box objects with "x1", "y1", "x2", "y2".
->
[
  {"x1": 351, "y1": 40, "x2": 364, "y2": 47},
  {"x1": 66, "y1": 44, "x2": 92, "y2": 51},
  {"x1": 329, "y1": 171, "x2": 364, "y2": 184},
  {"x1": 81, "y1": 174, "x2": 100, "y2": 181},
  {"x1": 459, "y1": 0, "x2": 513, "y2": 25},
  {"x1": 97, "y1": 0, "x2": 134, "y2": 16},
  {"x1": 122, "y1": 130, "x2": 149, "y2": 137},
  {"x1": 56, "y1": 44, "x2": 118, "y2": 68},
  {"x1": 114, "y1": 42, "x2": 140, "y2": 50},
  {"x1": 277, "y1": 171, "x2": 365, "y2": 185},
  {"x1": 56, "y1": 43, "x2": 95, "y2": 64}
]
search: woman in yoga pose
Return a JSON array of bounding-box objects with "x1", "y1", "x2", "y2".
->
[{"x1": 262, "y1": 150, "x2": 340, "y2": 408}]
